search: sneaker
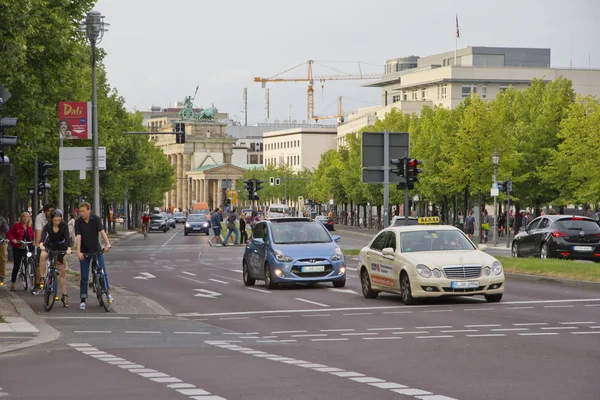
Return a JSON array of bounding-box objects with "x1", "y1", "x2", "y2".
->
[
  {"x1": 108, "y1": 294, "x2": 114, "y2": 302},
  {"x1": 208, "y1": 241, "x2": 213, "y2": 247},
  {"x1": 31, "y1": 285, "x2": 42, "y2": 296},
  {"x1": 79, "y1": 301, "x2": 86, "y2": 310}
]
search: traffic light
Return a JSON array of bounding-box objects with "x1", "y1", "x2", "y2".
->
[
  {"x1": 406, "y1": 159, "x2": 423, "y2": 190},
  {"x1": 497, "y1": 181, "x2": 507, "y2": 193},
  {"x1": 390, "y1": 158, "x2": 405, "y2": 176},
  {"x1": 255, "y1": 179, "x2": 263, "y2": 191},
  {"x1": 38, "y1": 162, "x2": 53, "y2": 190},
  {"x1": 244, "y1": 179, "x2": 254, "y2": 200},
  {"x1": 0, "y1": 117, "x2": 18, "y2": 162},
  {"x1": 175, "y1": 123, "x2": 185, "y2": 144}
]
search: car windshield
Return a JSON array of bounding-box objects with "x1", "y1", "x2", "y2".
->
[
  {"x1": 556, "y1": 218, "x2": 600, "y2": 232},
  {"x1": 187, "y1": 215, "x2": 207, "y2": 222},
  {"x1": 271, "y1": 221, "x2": 332, "y2": 244},
  {"x1": 150, "y1": 215, "x2": 163, "y2": 221},
  {"x1": 316, "y1": 216, "x2": 327, "y2": 220},
  {"x1": 393, "y1": 218, "x2": 419, "y2": 226},
  {"x1": 174, "y1": 212, "x2": 184, "y2": 217},
  {"x1": 270, "y1": 207, "x2": 285, "y2": 214},
  {"x1": 400, "y1": 230, "x2": 475, "y2": 252}
]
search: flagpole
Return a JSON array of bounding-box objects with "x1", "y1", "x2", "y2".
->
[{"x1": 455, "y1": 14, "x2": 459, "y2": 65}]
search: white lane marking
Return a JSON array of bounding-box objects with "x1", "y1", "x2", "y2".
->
[
  {"x1": 209, "y1": 278, "x2": 229, "y2": 285},
  {"x1": 219, "y1": 317, "x2": 249, "y2": 320},
  {"x1": 370, "y1": 382, "x2": 407, "y2": 389},
  {"x1": 416, "y1": 335, "x2": 454, "y2": 339},
  {"x1": 174, "y1": 332, "x2": 210, "y2": 335},
  {"x1": 393, "y1": 388, "x2": 432, "y2": 396},
  {"x1": 314, "y1": 367, "x2": 345, "y2": 372},
  {"x1": 544, "y1": 305, "x2": 574, "y2": 308},
  {"x1": 302, "y1": 314, "x2": 331, "y2": 317},
  {"x1": 210, "y1": 274, "x2": 238, "y2": 282},
  {"x1": 310, "y1": 338, "x2": 349, "y2": 342},
  {"x1": 321, "y1": 329, "x2": 355, "y2": 332},
  {"x1": 290, "y1": 334, "x2": 328, "y2": 338},
  {"x1": 367, "y1": 327, "x2": 404, "y2": 331},
  {"x1": 261, "y1": 336, "x2": 278, "y2": 339},
  {"x1": 505, "y1": 306, "x2": 534, "y2": 310},
  {"x1": 491, "y1": 328, "x2": 528, "y2": 332},
  {"x1": 592, "y1": 326, "x2": 600, "y2": 329},
  {"x1": 260, "y1": 315, "x2": 289, "y2": 319},
  {"x1": 176, "y1": 275, "x2": 206, "y2": 284},
  {"x1": 441, "y1": 329, "x2": 479, "y2": 333},
  {"x1": 343, "y1": 312, "x2": 372, "y2": 316},
  {"x1": 350, "y1": 377, "x2": 385, "y2": 383},
  {"x1": 74, "y1": 330, "x2": 111, "y2": 334},
  {"x1": 133, "y1": 272, "x2": 156, "y2": 280},
  {"x1": 125, "y1": 331, "x2": 161, "y2": 334},
  {"x1": 466, "y1": 334, "x2": 507, "y2": 337},
  {"x1": 540, "y1": 327, "x2": 578, "y2": 330},
  {"x1": 194, "y1": 288, "x2": 222, "y2": 298},
  {"x1": 502, "y1": 299, "x2": 600, "y2": 304},
  {"x1": 571, "y1": 331, "x2": 600, "y2": 335},
  {"x1": 341, "y1": 332, "x2": 378, "y2": 336},
  {"x1": 230, "y1": 269, "x2": 243, "y2": 273},
  {"x1": 464, "y1": 324, "x2": 501, "y2": 328},
  {"x1": 585, "y1": 304, "x2": 600, "y2": 307},
  {"x1": 559, "y1": 322, "x2": 596, "y2": 325},
  {"x1": 463, "y1": 308, "x2": 494, "y2": 311},
  {"x1": 247, "y1": 287, "x2": 272, "y2": 294},
  {"x1": 71, "y1": 343, "x2": 226, "y2": 398},
  {"x1": 425, "y1": 309, "x2": 453, "y2": 313},
  {"x1": 295, "y1": 298, "x2": 329, "y2": 307},
  {"x1": 44, "y1": 316, "x2": 130, "y2": 320},
  {"x1": 513, "y1": 323, "x2": 548, "y2": 326},
  {"x1": 331, "y1": 372, "x2": 365, "y2": 377},
  {"x1": 393, "y1": 331, "x2": 429, "y2": 335},
  {"x1": 383, "y1": 311, "x2": 414, "y2": 314},
  {"x1": 363, "y1": 337, "x2": 402, "y2": 340},
  {"x1": 328, "y1": 288, "x2": 361, "y2": 295},
  {"x1": 518, "y1": 333, "x2": 559, "y2": 336},
  {"x1": 181, "y1": 271, "x2": 196, "y2": 276},
  {"x1": 198, "y1": 305, "x2": 421, "y2": 317},
  {"x1": 416, "y1": 325, "x2": 453, "y2": 329},
  {"x1": 257, "y1": 340, "x2": 278, "y2": 343},
  {"x1": 272, "y1": 330, "x2": 307, "y2": 334},
  {"x1": 346, "y1": 267, "x2": 357, "y2": 271}
]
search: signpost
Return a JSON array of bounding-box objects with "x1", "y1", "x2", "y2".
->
[
  {"x1": 59, "y1": 147, "x2": 106, "y2": 173},
  {"x1": 362, "y1": 131, "x2": 409, "y2": 228}
]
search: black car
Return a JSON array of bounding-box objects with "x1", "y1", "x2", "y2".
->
[
  {"x1": 185, "y1": 214, "x2": 211, "y2": 236},
  {"x1": 512, "y1": 215, "x2": 600, "y2": 261},
  {"x1": 315, "y1": 215, "x2": 335, "y2": 231},
  {"x1": 149, "y1": 214, "x2": 169, "y2": 233}
]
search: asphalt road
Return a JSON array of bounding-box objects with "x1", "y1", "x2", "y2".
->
[{"x1": 1, "y1": 224, "x2": 599, "y2": 400}]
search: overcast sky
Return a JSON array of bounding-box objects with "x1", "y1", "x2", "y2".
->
[{"x1": 95, "y1": 0, "x2": 599, "y2": 125}]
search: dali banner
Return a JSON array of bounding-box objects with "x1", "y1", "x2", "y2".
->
[{"x1": 59, "y1": 101, "x2": 92, "y2": 140}]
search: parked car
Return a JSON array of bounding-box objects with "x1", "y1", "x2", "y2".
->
[
  {"x1": 315, "y1": 215, "x2": 335, "y2": 231},
  {"x1": 173, "y1": 212, "x2": 186, "y2": 223},
  {"x1": 242, "y1": 217, "x2": 346, "y2": 289},
  {"x1": 149, "y1": 214, "x2": 169, "y2": 233},
  {"x1": 184, "y1": 214, "x2": 211, "y2": 236},
  {"x1": 512, "y1": 215, "x2": 600, "y2": 261}
]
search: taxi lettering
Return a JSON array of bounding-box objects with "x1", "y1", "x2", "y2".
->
[
  {"x1": 371, "y1": 276, "x2": 395, "y2": 287},
  {"x1": 370, "y1": 262, "x2": 393, "y2": 276}
]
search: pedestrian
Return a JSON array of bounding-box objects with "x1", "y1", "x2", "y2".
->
[
  {"x1": 6, "y1": 212, "x2": 34, "y2": 291},
  {"x1": 75, "y1": 202, "x2": 113, "y2": 310},
  {"x1": 464, "y1": 210, "x2": 476, "y2": 240},
  {"x1": 239, "y1": 216, "x2": 248, "y2": 244},
  {"x1": 39, "y1": 210, "x2": 72, "y2": 307},
  {"x1": 482, "y1": 209, "x2": 491, "y2": 243},
  {"x1": 595, "y1": 209, "x2": 600, "y2": 221},
  {"x1": 0, "y1": 213, "x2": 9, "y2": 286},
  {"x1": 223, "y1": 209, "x2": 239, "y2": 246},
  {"x1": 521, "y1": 211, "x2": 530, "y2": 231},
  {"x1": 32, "y1": 203, "x2": 54, "y2": 295},
  {"x1": 208, "y1": 208, "x2": 223, "y2": 246},
  {"x1": 68, "y1": 212, "x2": 76, "y2": 247}
]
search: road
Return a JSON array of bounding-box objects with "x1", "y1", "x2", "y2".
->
[{"x1": 1, "y1": 225, "x2": 599, "y2": 400}]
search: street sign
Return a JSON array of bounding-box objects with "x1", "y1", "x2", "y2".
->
[
  {"x1": 59, "y1": 147, "x2": 106, "y2": 170},
  {"x1": 298, "y1": 196, "x2": 304, "y2": 204},
  {"x1": 329, "y1": 195, "x2": 334, "y2": 205},
  {"x1": 492, "y1": 182, "x2": 498, "y2": 189},
  {"x1": 361, "y1": 132, "x2": 409, "y2": 184},
  {"x1": 0, "y1": 85, "x2": 12, "y2": 104},
  {"x1": 491, "y1": 188, "x2": 499, "y2": 197}
]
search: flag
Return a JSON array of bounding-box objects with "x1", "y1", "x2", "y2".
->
[{"x1": 456, "y1": 14, "x2": 460, "y2": 38}]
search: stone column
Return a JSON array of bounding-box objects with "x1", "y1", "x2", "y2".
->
[
  {"x1": 176, "y1": 153, "x2": 183, "y2": 210},
  {"x1": 169, "y1": 154, "x2": 176, "y2": 208},
  {"x1": 217, "y1": 179, "x2": 223, "y2": 210},
  {"x1": 202, "y1": 179, "x2": 208, "y2": 203},
  {"x1": 182, "y1": 154, "x2": 189, "y2": 211}
]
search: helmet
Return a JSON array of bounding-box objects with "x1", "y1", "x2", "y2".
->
[{"x1": 51, "y1": 209, "x2": 63, "y2": 218}]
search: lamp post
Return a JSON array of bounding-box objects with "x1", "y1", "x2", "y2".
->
[
  {"x1": 83, "y1": 11, "x2": 109, "y2": 217},
  {"x1": 492, "y1": 151, "x2": 500, "y2": 246}
]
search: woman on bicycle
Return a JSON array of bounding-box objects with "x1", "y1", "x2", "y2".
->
[
  {"x1": 6, "y1": 212, "x2": 34, "y2": 292},
  {"x1": 39, "y1": 210, "x2": 72, "y2": 307}
]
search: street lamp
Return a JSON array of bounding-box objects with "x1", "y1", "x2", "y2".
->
[
  {"x1": 82, "y1": 11, "x2": 109, "y2": 217},
  {"x1": 492, "y1": 151, "x2": 500, "y2": 246}
]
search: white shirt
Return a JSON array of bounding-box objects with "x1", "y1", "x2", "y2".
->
[{"x1": 35, "y1": 212, "x2": 48, "y2": 232}]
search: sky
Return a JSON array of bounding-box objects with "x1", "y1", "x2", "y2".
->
[{"x1": 95, "y1": 0, "x2": 599, "y2": 125}]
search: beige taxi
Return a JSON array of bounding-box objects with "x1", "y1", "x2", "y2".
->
[{"x1": 358, "y1": 220, "x2": 505, "y2": 304}]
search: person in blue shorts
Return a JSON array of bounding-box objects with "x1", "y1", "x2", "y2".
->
[{"x1": 208, "y1": 208, "x2": 223, "y2": 246}]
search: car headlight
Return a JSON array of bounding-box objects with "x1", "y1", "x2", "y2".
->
[
  {"x1": 432, "y1": 268, "x2": 441, "y2": 278},
  {"x1": 274, "y1": 250, "x2": 293, "y2": 262},
  {"x1": 203, "y1": 223, "x2": 208, "y2": 227},
  {"x1": 331, "y1": 247, "x2": 343, "y2": 261},
  {"x1": 492, "y1": 261, "x2": 503, "y2": 275},
  {"x1": 185, "y1": 223, "x2": 190, "y2": 228},
  {"x1": 484, "y1": 266, "x2": 491, "y2": 276},
  {"x1": 416, "y1": 264, "x2": 432, "y2": 278}
]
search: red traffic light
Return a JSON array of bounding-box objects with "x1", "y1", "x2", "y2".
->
[{"x1": 408, "y1": 159, "x2": 422, "y2": 167}]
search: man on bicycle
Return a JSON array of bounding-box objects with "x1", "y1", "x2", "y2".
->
[
  {"x1": 141, "y1": 212, "x2": 151, "y2": 237},
  {"x1": 75, "y1": 202, "x2": 112, "y2": 310}
]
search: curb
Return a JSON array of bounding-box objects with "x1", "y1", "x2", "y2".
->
[
  {"x1": 506, "y1": 272, "x2": 600, "y2": 291},
  {"x1": 0, "y1": 292, "x2": 60, "y2": 355}
]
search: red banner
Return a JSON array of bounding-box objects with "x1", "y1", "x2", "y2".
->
[{"x1": 59, "y1": 102, "x2": 92, "y2": 140}]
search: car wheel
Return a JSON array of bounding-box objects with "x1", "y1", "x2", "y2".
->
[
  {"x1": 484, "y1": 293, "x2": 503, "y2": 303},
  {"x1": 540, "y1": 243, "x2": 549, "y2": 259},
  {"x1": 360, "y1": 268, "x2": 379, "y2": 299},
  {"x1": 264, "y1": 263, "x2": 277, "y2": 289},
  {"x1": 243, "y1": 261, "x2": 255, "y2": 286},
  {"x1": 184, "y1": 231, "x2": 188, "y2": 236},
  {"x1": 206, "y1": 231, "x2": 210, "y2": 236},
  {"x1": 512, "y1": 242, "x2": 520, "y2": 258},
  {"x1": 333, "y1": 279, "x2": 346, "y2": 288},
  {"x1": 400, "y1": 272, "x2": 417, "y2": 305}
]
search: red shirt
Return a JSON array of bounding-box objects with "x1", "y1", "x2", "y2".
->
[
  {"x1": 141, "y1": 215, "x2": 151, "y2": 223},
  {"x1": 6, "y1": 223, "x2": 34, "y2": 249}
]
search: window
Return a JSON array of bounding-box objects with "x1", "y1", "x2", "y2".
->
[
  {"x1": 392, "y1": 95, "x2": 402, "y2": 103},
  {"x1": 370, "y1": 232, "x2": 388, "y2": 251},
  {"x1": 383, "y1": 232, "x2": 397, "y2": 251},
  {"x1": 462, "y1": 84, "x2": 477, "y2": 98},
  {"x1": 441, "y1": 85, "x2": 447, "y2": 99},
  {"x1": 481, "y1": 84, "x2": 487, "y2": 99},
  {"x1": 422, "y1": 88, "x2": 427, "y2": 100},
  {"x1": 412, "y1": 89, "x2": 418, "y2": 100},
  {"x1": 402, "y1": 90, "x2": 407, "y2": 101},
  {"x1": 499, "y1": 85, "x2": 510, "y2": 93}
]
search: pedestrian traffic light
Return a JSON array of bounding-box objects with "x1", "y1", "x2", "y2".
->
[
  {"x1": 390, "y1": 158, "x2": 406, "y2": 176},
  {"x1": 255, "y1": 179, "x2": 263, "y2": 192},
  {"x1": 244, "y1": 179, "x2": 254, "y2": 199},
  {"x1": 175, "y1": 123, "x2": 185, "y2": 144}
]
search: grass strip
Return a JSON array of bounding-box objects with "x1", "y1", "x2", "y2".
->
[{"x1": 498, "y1": 256, "x2": 600, "y2": 282}]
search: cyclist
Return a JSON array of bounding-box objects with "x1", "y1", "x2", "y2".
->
[
  {"x1": 6, "y1": 212, "x2": 34, "y2": 291},
  {"x1": 39, "y1": 210, "x2": 72, "y2": 307},
  {"x1": 75, "y1": 202, "x2": 112, "y2": 310},
  {"x1": 141, "y1": 212, "x2": 151, "y2": 238},
  {"x1": 33, "y1": 203, "x2": 54, "y2": 294}
]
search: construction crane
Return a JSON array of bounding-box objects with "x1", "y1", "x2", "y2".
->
[
  {"x1": 254, "y1": 60, "x2": 382, "y2": 122},
  {"x1": 314, "y1": 96, "x2": 345, "y2": 124}
]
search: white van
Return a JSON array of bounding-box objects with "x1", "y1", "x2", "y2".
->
[{"x1": 267, "y1": 204, "x2": 289, "y2": 219}]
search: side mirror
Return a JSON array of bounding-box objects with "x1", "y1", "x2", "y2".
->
[
  {"x1": 332, "y1": 235, "x2": 341, "y2": 242},
  {"x1": 253, "y1": 237, "x2": 264, "y2": 245},
  {"x1": 478, "y1": 244, "x2": 488, "y2": 251},
  {"x1": 382, "y1": 247, "x2": 394, "y2": 256}
]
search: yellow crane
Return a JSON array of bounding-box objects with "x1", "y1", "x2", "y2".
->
[{"x1": 254, "y1": 60, "x2": 382, "y2": 122}]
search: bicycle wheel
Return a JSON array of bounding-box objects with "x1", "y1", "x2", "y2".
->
[
  {"x1": 19, "y1": 261, "x2": 28, "y2": 291},
  {"x1": 27, "y1": 259, "x2": 36, "y2": 292},
  {"x1": 93, "y1": 272, "x2": 104, "y2": 308},
  {"x1": 99, "y1": 275, "x2": 111, "y2": 312},
  {"x1": 43, "y1": 270, "x2": 58, "y2": 312}
]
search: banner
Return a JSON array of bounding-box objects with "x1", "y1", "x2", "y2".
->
[{"x1": 59, "y1": 101, "x2": 92, "y2": 140}]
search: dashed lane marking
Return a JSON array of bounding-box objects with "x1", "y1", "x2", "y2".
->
[
  {"x1": 176, "y1": 275, "x2": 206, "y2": 284},
  {"x1": 466, "y1": 334, "x2": 507, "y2": 338},
  {"x1": 74, "y1": 330, "x2": 112, "y2": 334},
  {"x1": 181, "y1": 271, "x2": 196, "y2": 276},
  {"x1": 518, "y1": 333, "x2": 559, "y2": 336},
  {"x1": 125, "y1": 331, "x2": 161, "y2": 334},
  {"x1": 247, "y1": 287, "x2": 272, "y2": 294},
  {"x1": 294, "y1": 298, "x2": 329, "y2": 307},
  {"x1": 571, "y1": 331, "x2": 600, "y2": 335},
  {"x1": 513, "y1": 323, "x2": 548, "y2": 326},
  {"x1": 559, "y1": 321, "x2": 596, "y2": 325},
  {"x1": 322, "y1": 329, "x2": 355, "y2": 332},
  {"x1": 416, "y1": 335, "x2": 454, "y2": 339},
  {"x1": 209, "y1": 278, "x2": 230, "y2": 285},
  {"x1": 464, "y1": 324, "x2": 501, "y2": 328},
  {"x1": 363, "y1": 337, "x2": 402, "y2": 340},
  {"x1": 69, "y1": 343, "x2": 226, "y2": 399}
]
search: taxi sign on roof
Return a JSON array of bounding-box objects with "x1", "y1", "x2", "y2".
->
[{"x1": 418, "y1": 216, "x2": 440, "y2": 224}]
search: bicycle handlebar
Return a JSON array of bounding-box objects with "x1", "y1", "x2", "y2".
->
[
  {"x1": 83, "y1": 250, "x2": 105, "y2": 257},
  {"x1": 45, "y1": 249, "x2": 67, "y2": 256}
]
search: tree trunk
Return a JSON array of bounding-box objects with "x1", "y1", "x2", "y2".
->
[
  {"x1": 363, "y1": 205, "x2": 367, "y2": 228},
  {"x1": 478, "y1": 191, "x2": 484, "y2": 243},
  {"x1": 377, "y1": 205, "x2": 381, "y2": 230}
]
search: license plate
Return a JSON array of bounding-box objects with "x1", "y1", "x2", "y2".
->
[
  {"x1": 302, "y1": 266, "x2": 325, "y2": 273},
  {"x1": 193, "y1": 227, "x2": 201, "y2": 230},
  {"x1": 573, "y1": 246, "x2": 593, "y2": 252},
  {"x1": 451, "y1": 281, "x2": 479, "y2": 289},
  {"x1": 151, "y1": 226, "x2": 160, "y2": 230}
]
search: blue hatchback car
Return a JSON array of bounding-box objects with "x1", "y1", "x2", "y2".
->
[{"x1": 242, "y1": 217, "x2": 346, "y2": 289}]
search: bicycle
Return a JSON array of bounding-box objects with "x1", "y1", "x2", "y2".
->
[
  {"x1": 43, "y1": 249, "x2": 67, "y2": 312},
  {"x1": 16, "y1": 240, "x2": 35, "y2": 291},
  {"x1": 143, "y1": 223, "x2": 148, "y2": 239},
  {"x1": 84, "y1": 250, "x2": 111, "y2": 312}
]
